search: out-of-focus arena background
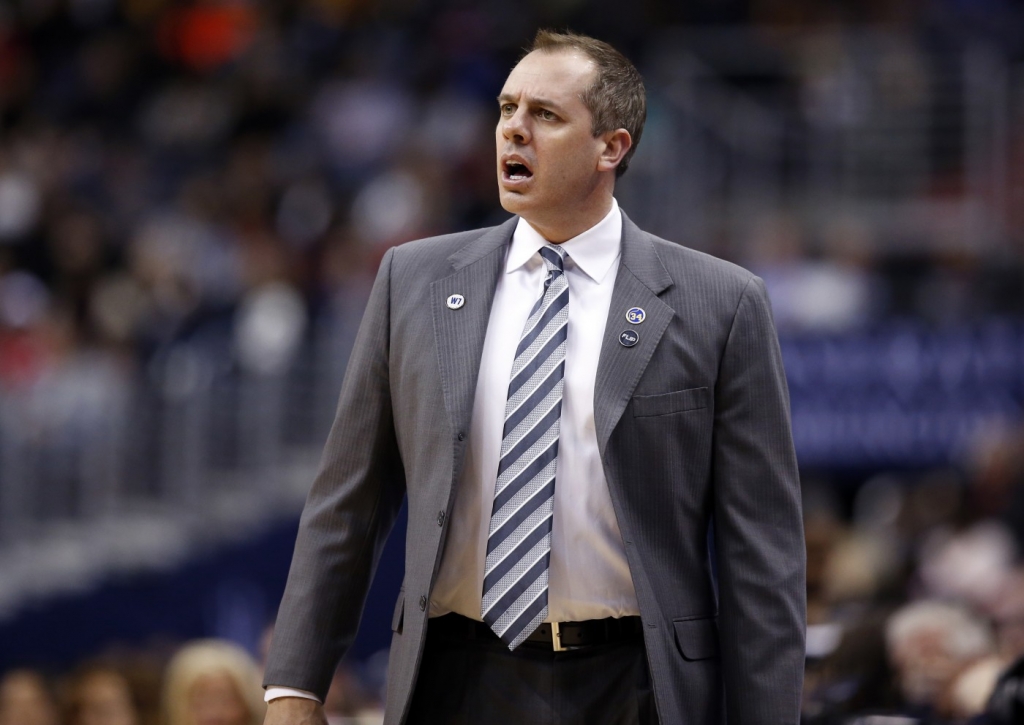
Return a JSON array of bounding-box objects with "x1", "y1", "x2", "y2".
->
[{"x1": 0, "y1": 0, "x2": 1022, "y2": 723}]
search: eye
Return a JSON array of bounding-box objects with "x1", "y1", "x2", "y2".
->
[
  {"x1": 538, "y1": 109, "x2": 558, "y2": 121},
  {"x1": 500, "y1": 103, "x2": 516, "y2": 116}
]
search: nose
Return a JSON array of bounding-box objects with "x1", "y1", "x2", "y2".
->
[{"x1": 500, "y1": 108, "x2": 530, "y2": 144}]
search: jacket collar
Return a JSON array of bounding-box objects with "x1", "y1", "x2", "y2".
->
[
  {"x1": 448, "y1": 208, "x2": 673, "y2": 299},
  {"x1": 619, "y1": 210, "x2": 673, "y2": 297}
]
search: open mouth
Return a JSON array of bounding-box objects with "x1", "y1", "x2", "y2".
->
[{"x1": 503, "y1": 160, "x2": 533, "y2": 181}]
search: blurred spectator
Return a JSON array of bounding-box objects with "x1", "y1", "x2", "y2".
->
[
  {"x1": 161, "y1": 641, "x2": 265, "y2": 725},
  {"x1": 62, "y1": 665, "x2": 140, "y2": 725},
  {"x1": 322, "y1": 664, "x2": 383, "y2": 725},
  {"x1": 156, "y1": 1, "x2": 258, "y2": 74},
  {"x1": 987, "y1": 654, "x2": 1024, "y2": 725},
  {"x1": 946, "y1": 653, "x2": 1005, "y2": 720},
  {"x1": 918, "y1": 520, "x2": 1017, "y2": 613},
  {"x1": 971, "y1": 425, "x2": 1024, "y2": 551},
  {"x1": 0, "y1": 669, "x2": 59, "y2": 725},
  {"x1": 804, "y1": 609, "x2": 900, "y2": 720},
  {"x1": 744, "y1": 212, "x2": 879, "y2": 332},
  {"x1": 885, "y1": 600, "x2": 995, "y2": 718},
  {"x1": 988, "y1": 568, "x2": 1024, "y2": 664}
]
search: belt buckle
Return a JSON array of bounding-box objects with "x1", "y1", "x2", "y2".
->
[{"x1": 551, "y1": 621, "x2": 566, "y2": 652}]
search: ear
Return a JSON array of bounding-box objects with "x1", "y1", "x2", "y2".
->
[{"x1": 596, "y1": 129, "x2": 632, "y2": 173}]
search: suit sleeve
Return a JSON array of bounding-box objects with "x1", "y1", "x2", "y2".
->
[
  {"x1": 712, "y1": 276, "x2": 805, "y2": 724},
  {"x1": 263, "y1": 247, "x2": 406, "y2": 699}
]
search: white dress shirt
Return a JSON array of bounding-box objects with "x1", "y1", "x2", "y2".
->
[
  {"x1": 266, "y1": 200, "x2": 637, "y2": 703},
  {"x1": 430, "y1": 198, "x2": 638, "y2": 622}
]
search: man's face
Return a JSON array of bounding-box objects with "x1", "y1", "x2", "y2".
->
[{"x1": 495, "y1": 49, "x2": 607, "y2": 238}]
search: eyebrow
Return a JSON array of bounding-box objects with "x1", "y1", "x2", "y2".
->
[{"x1": 497, "y1": 93, "x2": 567, "y2": 113}]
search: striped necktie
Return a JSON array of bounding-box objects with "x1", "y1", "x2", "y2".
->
[{"x1": 481, "y1": 243, "x2": 568, "y2": 649}]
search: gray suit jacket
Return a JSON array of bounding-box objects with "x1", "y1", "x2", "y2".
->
[{"x1": 264, "y1": 212, "x2": 806, "y2": 724}]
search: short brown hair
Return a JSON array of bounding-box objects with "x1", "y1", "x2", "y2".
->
[{"x1": 528, "y1": 29, "x2": 646, "y2": 177}]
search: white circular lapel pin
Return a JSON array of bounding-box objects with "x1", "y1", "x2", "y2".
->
[
  {"x1": 446, "y1": 294, "x2": 465, "y2": 310},
  {"x1": 626, "y1": 307, "x2": 645, "y2": 324}
]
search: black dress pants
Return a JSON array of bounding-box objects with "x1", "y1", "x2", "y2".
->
[{"x1": 406, "y1": 618, "x2": 659, "y2": 725}]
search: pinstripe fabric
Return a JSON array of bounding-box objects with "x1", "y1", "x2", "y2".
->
[
  {"x1": 264, "y1": 212, "x2": 806, "y2": 725},
  {"x1": 481, "y1": 243, "x2": 567, "y2": 649}
]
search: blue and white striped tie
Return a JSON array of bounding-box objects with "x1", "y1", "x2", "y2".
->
[{"x1": 481, "y1": 243, "x2": 568, "y2": 650}]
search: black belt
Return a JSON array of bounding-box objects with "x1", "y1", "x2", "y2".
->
[{"x1": 428, "y1": 613, "x2": 644, "y2": 651}]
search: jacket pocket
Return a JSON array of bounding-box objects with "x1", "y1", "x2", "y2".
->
[
  {"x1": 392, "y1": 589, "x2": 405, "y2": 634},
  {"x1": 632, "y1": 387, "x2": 709, "y2": 417},
  {"x1": 673, "y1": 616, "x2": 718, "y2": 661}
]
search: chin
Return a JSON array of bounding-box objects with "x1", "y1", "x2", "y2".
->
[{"x1": 498, "y1": 189, "x2": 529, "y2": 215}]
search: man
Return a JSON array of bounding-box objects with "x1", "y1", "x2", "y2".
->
[{"x1": 263, "y1": 30, "x2": 805, "y2": 725}]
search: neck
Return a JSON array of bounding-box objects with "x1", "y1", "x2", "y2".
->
[{"x1": 526, "y1": 193, "x2": 615, "y2": 244}]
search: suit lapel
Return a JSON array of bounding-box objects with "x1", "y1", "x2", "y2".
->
[
  {"x1": 430, "y1": 212, "x2": 674, "y2": 462},
  {"x1": 594, "y1": 212, "x2": 675, "y2": 455},
  {"x1": 431, "y1": 218, "x2": 516, "y2": 452}
]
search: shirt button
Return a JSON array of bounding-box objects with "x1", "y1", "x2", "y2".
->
[
  {"x1": 457, "y1": 432, "x2": 465, "y2": 441},
  {"x1": 418, "y1": 595, "x2": 427, "y2": 611},
  {"x1": 437, "y1": 510, "x2": 446, "y2": 527}
]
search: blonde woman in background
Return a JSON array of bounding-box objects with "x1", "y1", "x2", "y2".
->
[
  {"x1": 0, "y1": 670, "x2": 59, "y2": 725},
  {"x1": 162, "y1": 641, "x2": 265, "y2": 725},
  {"x1": 63, "y1": 665, "x2": 140, "y2": 725}
]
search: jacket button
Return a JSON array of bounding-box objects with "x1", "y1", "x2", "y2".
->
[
  {"x1": 437, "y1": 510, "x2": 446, "y2": 527},
  {"x1": 457, "y1": 432, "x2": 465, "y2": 441},
  {"x1": 418, "y1": 595, "x2": 427, "y2": 611}
]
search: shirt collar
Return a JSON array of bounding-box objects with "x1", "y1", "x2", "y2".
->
[{"x1": 505, "y1": 199, "x2": 622, "y2": 284}]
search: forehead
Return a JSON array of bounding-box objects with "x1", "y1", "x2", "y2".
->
[{"x1": 501, "y1": 49, "x2": 596, "y2": 105}]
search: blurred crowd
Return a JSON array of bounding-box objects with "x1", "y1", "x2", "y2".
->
[
  {"x1": 0, "y1": 1, "x2": 517, "y2": 523},
  {"x1": 802, "y1": 424, "x2": 1024, "y2": 723},
  {"x1": 1, "y1": 0, "x2": 1022, "y2": 391},
  {"x1": 0, "y1": 636, "x2": 385, "y2": 725},
  {"x1": 0, "y1": 0, "x2": 503, "y2": 396},
  {"x1": 742, "y1": 212, "x2": 1024, "y2": 334},
  {"x1": 8, "y1": 434, "x2": 1024, "y2": 725}
]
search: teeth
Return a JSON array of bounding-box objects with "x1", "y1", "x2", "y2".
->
[{"x1": 505, "y1": 161, "x2": 529, "y2": 181}]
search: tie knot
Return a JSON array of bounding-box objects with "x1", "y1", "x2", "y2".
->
[{"x1": 538, "y1": 244, "x2": 566, "y2": 274}]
